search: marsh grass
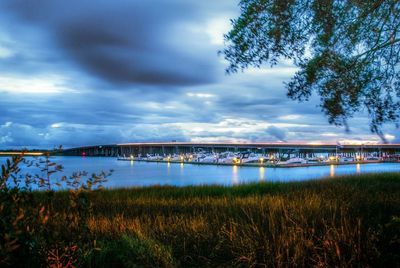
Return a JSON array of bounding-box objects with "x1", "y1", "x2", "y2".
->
[
  {"x1": 79, "y1": 173, "x2": 400, "y2": 267},
  {"x1": 3, "y1": 171, "x2": 400, "y2": 267}
]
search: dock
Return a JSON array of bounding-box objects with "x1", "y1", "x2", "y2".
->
[{"x1": 60, "y1": 142, "x2": 400, "y2": 161}]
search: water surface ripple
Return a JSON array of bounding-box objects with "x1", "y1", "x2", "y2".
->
[{"x1": 8, "y1": 156, "x2": 399, "y2": 188}]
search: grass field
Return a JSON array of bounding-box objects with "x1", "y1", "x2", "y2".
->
[
  {"x1": 82, "y1": 173, "x2": 400, "y2": 267},
  {"x1": 3, "y1": 172, "x2": 400, "y2": 267}
]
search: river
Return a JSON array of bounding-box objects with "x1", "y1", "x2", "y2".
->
[{"x1": 2, "y1": 156, "x2": 399, "y2": 188}]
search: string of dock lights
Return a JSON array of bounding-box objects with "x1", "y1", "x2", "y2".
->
[{"x1": 127, "y1": 154, "x2": 275, "y2": 165}]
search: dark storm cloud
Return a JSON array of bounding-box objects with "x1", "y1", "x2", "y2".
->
[{"x1": 1, "y1": 0, "x2": 235, "y2": 87}]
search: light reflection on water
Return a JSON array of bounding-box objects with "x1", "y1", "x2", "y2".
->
[
  {"x1": 180, "y1": 163, "x2": 184, "y2": 176},
  {"x1": 330, "y1": 165, "x2": 335, "y2": 178},
  {"x1": 259, "y1": 166, "x2": 265, "y2": 181},
  {"x1": 2, "y1": 156, "x2": 399, "y2": 188},
  {"x1": 167, "y1": 162, "x2": 171, "y2": 176},
  {"x1": 232, "y1": 165, "x2": 239, "y2": 185}
]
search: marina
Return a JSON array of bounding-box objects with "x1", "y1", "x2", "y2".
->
[
  {"x1": 61, "y1": 142, "x2": 400, "y2": 160},
  {"x1": 59, "y1": 142, "x2": 400, "y2": 167},
  {"x1": 117, "y1": 157, "x2": 385, "y2": 168}
]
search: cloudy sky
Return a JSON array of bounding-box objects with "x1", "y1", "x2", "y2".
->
[{"x1": 0, "y1": 0, "x2": 398, "y2": 149}]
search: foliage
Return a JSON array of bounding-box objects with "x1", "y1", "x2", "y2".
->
[
  {"x1": 86, "y1": 234, "x2": 175, "y2": 268},
  {"x1": 223, "y1": 0, "x2": 400, "y2": 140},
  {"x1": 0, "y1": 153, "x2": 110, "y2": 267}
]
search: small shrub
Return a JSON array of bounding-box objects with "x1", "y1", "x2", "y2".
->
[
  {"x1": 0, "y1": 152, "x2": 110, "y2": 267},
  {"x1": 86, "y1": 234, "x2": 175, "y2": 268}
]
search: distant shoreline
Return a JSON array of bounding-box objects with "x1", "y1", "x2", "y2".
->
[{"x1": 0, "y1": 151, "x2": 45, "y2": 156}]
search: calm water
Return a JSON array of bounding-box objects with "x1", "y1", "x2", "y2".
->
[{"x1": 4, "y1": 156, "x2": 400, "y2": 188}]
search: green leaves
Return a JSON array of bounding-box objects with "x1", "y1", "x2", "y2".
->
[
  {"x1": 224, "y1": 0, "x2": 400, "y2": 136},
  {"x1": 0, "y1": 154, "x2": 111, "y2": 266}
]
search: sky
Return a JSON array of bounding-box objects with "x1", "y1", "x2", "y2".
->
[{"x1": 0, "y1": 0, "x2": 398, "y2": 149}]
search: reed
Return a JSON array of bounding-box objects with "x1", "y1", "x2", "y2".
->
[
  {"x1": 3, "y1": 171, "x2": 400, "y2": 267},
  {"x1": 81, "y1": 173, "x2": 400, "y2": 267}
]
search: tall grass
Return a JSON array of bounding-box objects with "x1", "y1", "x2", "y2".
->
[
  {"x1": 4, "y1": 172, "x2": 400, "y2": 267},
  {"x1": 80, "y1": 173, "x2": 400, "y2": 267}
]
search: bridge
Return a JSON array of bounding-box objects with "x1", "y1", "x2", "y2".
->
[{"x1": 60, "y1": 142, "x2": 400, "y2": 158}]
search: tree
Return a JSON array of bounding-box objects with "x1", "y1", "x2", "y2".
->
[{"x1": 223, "y1": 0, "x2": 400, "y2": 142}]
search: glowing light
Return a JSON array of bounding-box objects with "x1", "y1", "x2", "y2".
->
[
  {"x1": 330, "y1": 165, "x2": 335, "y2": 177},
  {"x1": 130, "y1": 154, "x2": 134, "y2": 160},
  {"x1": 0, "y1": 152, "x2": 44, "y2": 156},
  {"x1": 259, "y1": 166, "x2": 265, "y2": 181},
  {"x1": 259, "y1": 157, "x2": 264, "y2": 164},
  {"x1": 232, "y1": 165, "x2": 239, "y2": 184},
  {"x1": 232, "y1": 157, "x2": 241, "y2": 165},
  {"x1": 356, "y1": 163, "x2": 361, "y2": 173}
]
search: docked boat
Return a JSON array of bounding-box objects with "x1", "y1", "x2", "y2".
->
[
  {"x1": 281, "y1": 157, "x2": 307, "y2": 165},
  {"x1": 199, "y1": 153, "x2": 218, "y2": 163},
  {"x1": 306, "y1": 156, "x2": 323, "y2": 163},
  {"x1": 146, "y1": 154, "x2": 163, "y2": 160},
  {"x1": 365, "y1": 156, "x2": 380, "y2": 161},
  {"x1": 339, "y1": 157, "x2": 354, "y2": 162},
  {"x1": 240, "y1": 152, "x2": 262, "y2": 163},
  {"x1": 218, "y1": 152, "x2": 239, "y2": 164},
  {"x1": 163, "y1": 154, "x2": 181, "y2": 161}
]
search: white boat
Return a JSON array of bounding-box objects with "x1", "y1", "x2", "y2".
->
[
  {"x1": 146, "y1": 154, "x2": 163, "y2": 160},
  {"x1": 193, "y1": 153, "x2": 206, "y2": 162},
  {"x1": 365, "y1": 156, "x2": 380, "y2": 161},
  {"x1": 339, "y1": 157, "x2": 354, "y2": 162},
  {"x1": 163, "y1": 154, "x2": 181, "y2": 161},
  {"x1": 217, "y1": 152, "x2": 238, "y2": 164},
  {"x1": 281, "y1": 157, "x2": 307, "y2": 165},
  {"x1": 199, "y1": 153, "x2": 218, "y2": 163},
  {"x1": 306, "y1": 157, "x2": 322, "y2": 163},
  {"x1": 240, "y1": 152, "x2": 262, "y2": 163}
]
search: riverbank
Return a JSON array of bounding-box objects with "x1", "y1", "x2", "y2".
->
[
  {"x1": 0, "y1": 151, "x2": 45, "y2": 156},
  {"x1": 31, "y1": 172, "x2": 400, "y2": 267}
]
